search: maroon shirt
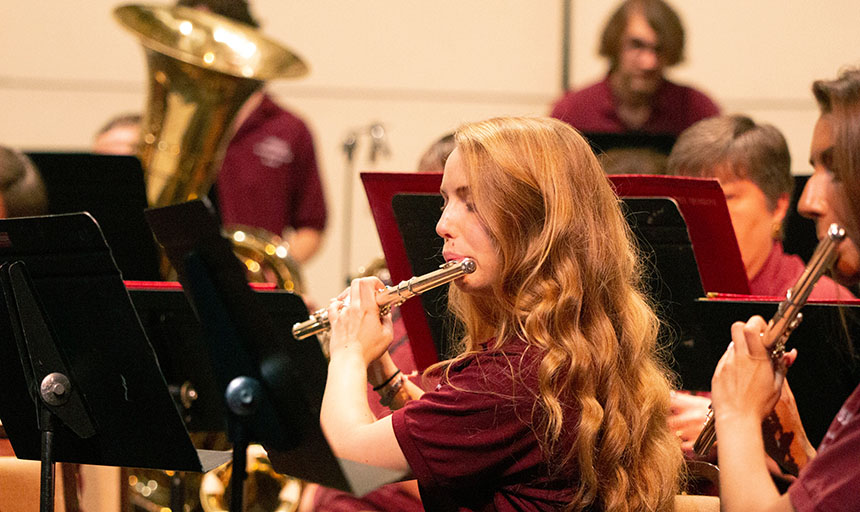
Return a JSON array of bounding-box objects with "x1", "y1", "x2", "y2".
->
[
  {"x1": 216, "y1": 93, "x2": 327, "y2": 235},
  {"x1": 392, "y1": 340, "x2": 578, "y2": 511},
  {"x1": 789, "y1": 382, "x2": 860, "y2": 511},
  {"x1": 748, "y1": 242, "x2": 854, "y2": 300},
  {"x1": 312, "y1": 483, "x2": 423, "y2": 512},
  {"x1": 550, "y1": 76, "x2": 720, "y2": 137}
]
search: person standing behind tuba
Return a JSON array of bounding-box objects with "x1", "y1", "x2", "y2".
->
[{"x1": 178, "y1": 0, "x2": 328, "y2": 266}]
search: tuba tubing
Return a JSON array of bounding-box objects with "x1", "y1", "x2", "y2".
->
[{"x1": 292, "y1": 258, "x2": 476, "y2": 340}]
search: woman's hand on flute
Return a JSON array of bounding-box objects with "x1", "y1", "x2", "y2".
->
[
  {"x1": 326, "y1": 276, "x2": 394, "y2": 367},
  {"x1": 710, "y1": 320, "x2": 801, "y2": 512}
]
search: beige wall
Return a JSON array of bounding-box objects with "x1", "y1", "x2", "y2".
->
[{"x1": 1, "y1": 0, "x2": 859, "y2": 305}]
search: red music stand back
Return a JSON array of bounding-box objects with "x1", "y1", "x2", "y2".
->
[
  {"x1": 361, "y1": 172, "x2": 751, "y2": 369},
  {"x1": 609, "y1": 174, "x2": 749, "y2": 295}
]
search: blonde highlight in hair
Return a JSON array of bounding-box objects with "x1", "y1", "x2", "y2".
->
[{"x1": 433, "y1": 117, "x2": 682, "y2": 511}]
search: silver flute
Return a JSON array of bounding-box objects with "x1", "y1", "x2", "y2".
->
[
  {"x1": 692, "y1": 223, "x2": 846, "y2": 456},
  {"x1": 291, "y1": 258, "x2": 476, "y2": 340}
]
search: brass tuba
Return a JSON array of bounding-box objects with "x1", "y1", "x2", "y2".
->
[
  {"x1": 113, "y1": 3, "x2": 308, "y2": 208},
  {"x1": 114, "y1": 5, "x2": 308, "y2": 511}
]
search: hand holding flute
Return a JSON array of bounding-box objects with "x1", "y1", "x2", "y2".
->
[
  {"x1": 294, "y1": 259, "x2": 475, "y2": 361},
  {"x1": 325, "y1": 275, "x2": 398, "y2": 367},
  {"x1": 292, "y1": 258, "x2": 475, "y2": 340},
  {"x1": 699, "y1": 224, "x2": 845, "y2": 472}
]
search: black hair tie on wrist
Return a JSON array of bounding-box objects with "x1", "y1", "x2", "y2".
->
[{"x1": 373, "y1": 369, "x2": 402, "y2": 391}]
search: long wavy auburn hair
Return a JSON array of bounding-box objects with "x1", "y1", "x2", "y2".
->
[{"x1": 435, "y1": 117, "x2": 682, "y2": 511}]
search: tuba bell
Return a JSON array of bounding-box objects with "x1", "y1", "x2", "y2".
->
[{"x1": 114, "y1": 3, "x2": 308, "y2": 208}]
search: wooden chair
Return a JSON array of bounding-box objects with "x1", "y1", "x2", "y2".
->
[
  {"x1": 675, "y1": 494, "x2": 720, "y2": 512},
  {"x1": 0, "y1": 457, "x2": 69, "y2": 512}
]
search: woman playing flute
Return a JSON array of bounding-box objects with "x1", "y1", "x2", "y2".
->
[{"x1": 318, "y1": 116, "x2": 682, "y2": 511}]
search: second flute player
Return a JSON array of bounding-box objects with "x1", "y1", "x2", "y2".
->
[{"x1": 314, "y1": 117, "x2": 682, "y2": 511}]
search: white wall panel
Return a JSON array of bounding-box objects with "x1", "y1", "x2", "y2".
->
[{"x1": 2, "y1": 0, "x2": 860, "y2": 303}]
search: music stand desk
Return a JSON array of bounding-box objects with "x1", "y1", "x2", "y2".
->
[
  {"x1": 687, "y1": 297, "x2": 860, "y2": 447},
  {"x1": 26, "y1": 152, "x2": 161, "y2": 282},
  {"x1": 609, "y1": 174, "x2": 749, "y2": 295}
]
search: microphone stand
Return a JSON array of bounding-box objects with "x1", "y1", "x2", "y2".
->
[
  {"x1": 340, "y1": 132, "x2": 358, "y2": 285},
  {"x1": 339, "y1": 123, "x2": 390, "y2": 284}
]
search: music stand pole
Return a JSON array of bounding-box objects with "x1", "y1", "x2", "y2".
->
[
  {"x1": 38, "y1": 390, "x2": 59, "y2": 512},
  {"x1": 37, "y1": 376, "x2": 73, "y2": 512},
  {"x1": 341, "y1": 131, "x2": 358, "y2": 284}
]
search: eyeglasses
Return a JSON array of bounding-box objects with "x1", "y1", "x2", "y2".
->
[{"x1": 623, "y1": 37, "x2": 663, "y2": 57}]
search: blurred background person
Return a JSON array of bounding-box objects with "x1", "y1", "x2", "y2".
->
[
  {"x1": 92, "y1": 113, "x2": 141, "y2": 156},
  {"x1": 552, "y1": 0, "x2": 718, "y2": 177},
  {"x1": 0, "y1": 146, "x2": 49, "y2": 218},
  {"x1": 597, "y1": 146, "x2": 668, "y2": 175},
  {"x1": 416, "y1": 132, "x2": 455, "y2": 173},
  {"x1": 177, "y1": 0, "x2": 328, "y2": 266},
  {"x1": 667, "y1": 114, "x2": 852, "y2": 299},
  {"x1": 551, "y1": 0, "x2": 719, "y2": 138}
]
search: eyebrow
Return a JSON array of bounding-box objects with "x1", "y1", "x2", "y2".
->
[
  {"x1": 439, "y1": 185, "x2": 470, "y2": 198},
  {"x1": 809, "y1": 146, "x2": 834, "y2": 167}
]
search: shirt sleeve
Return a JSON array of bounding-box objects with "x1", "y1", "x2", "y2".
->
[{"x1": 788, "y1": 391, "x2": 860, "y2": 512}]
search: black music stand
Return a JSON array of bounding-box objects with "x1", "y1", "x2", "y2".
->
[
  {"x1": 0, "y1": 213, "x2": 229, "y2": 512},
  {"x1": 583, "y1": 131, "x2": 677, "y2": 157},
  {"x1": 687, "y1": 299, "x2": 860, "y2": 447},
  {"x1": 620, "y1": 197, "x2": 706, "y2": 381},
  {"x1": 25, "y1": 152, "x2": 162, "y2": 281},
  {"x1": 144, "y1": 199, "x2": 405, "y2": 511}
]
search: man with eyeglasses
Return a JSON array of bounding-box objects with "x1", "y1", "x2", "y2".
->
[{"x1": 551, "y1": 0, "x2": 719, "y2": 140}]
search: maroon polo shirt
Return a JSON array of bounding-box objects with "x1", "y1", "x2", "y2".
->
[
  {"x1": 216, "y1": 93, "x2": 327, "y2": 236},
  {"x1": 550, "y1": 75, "x2": 720, "y2": 137},
  {"x1": 749, "y1": 242, "x2": 853, "y2": 300},
  {"x1": 391, "y1": 340, "x2": 578, "y2": 511},
  {"x1": 789, "y1": 382, "x2": 860, "y2": 511}
]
